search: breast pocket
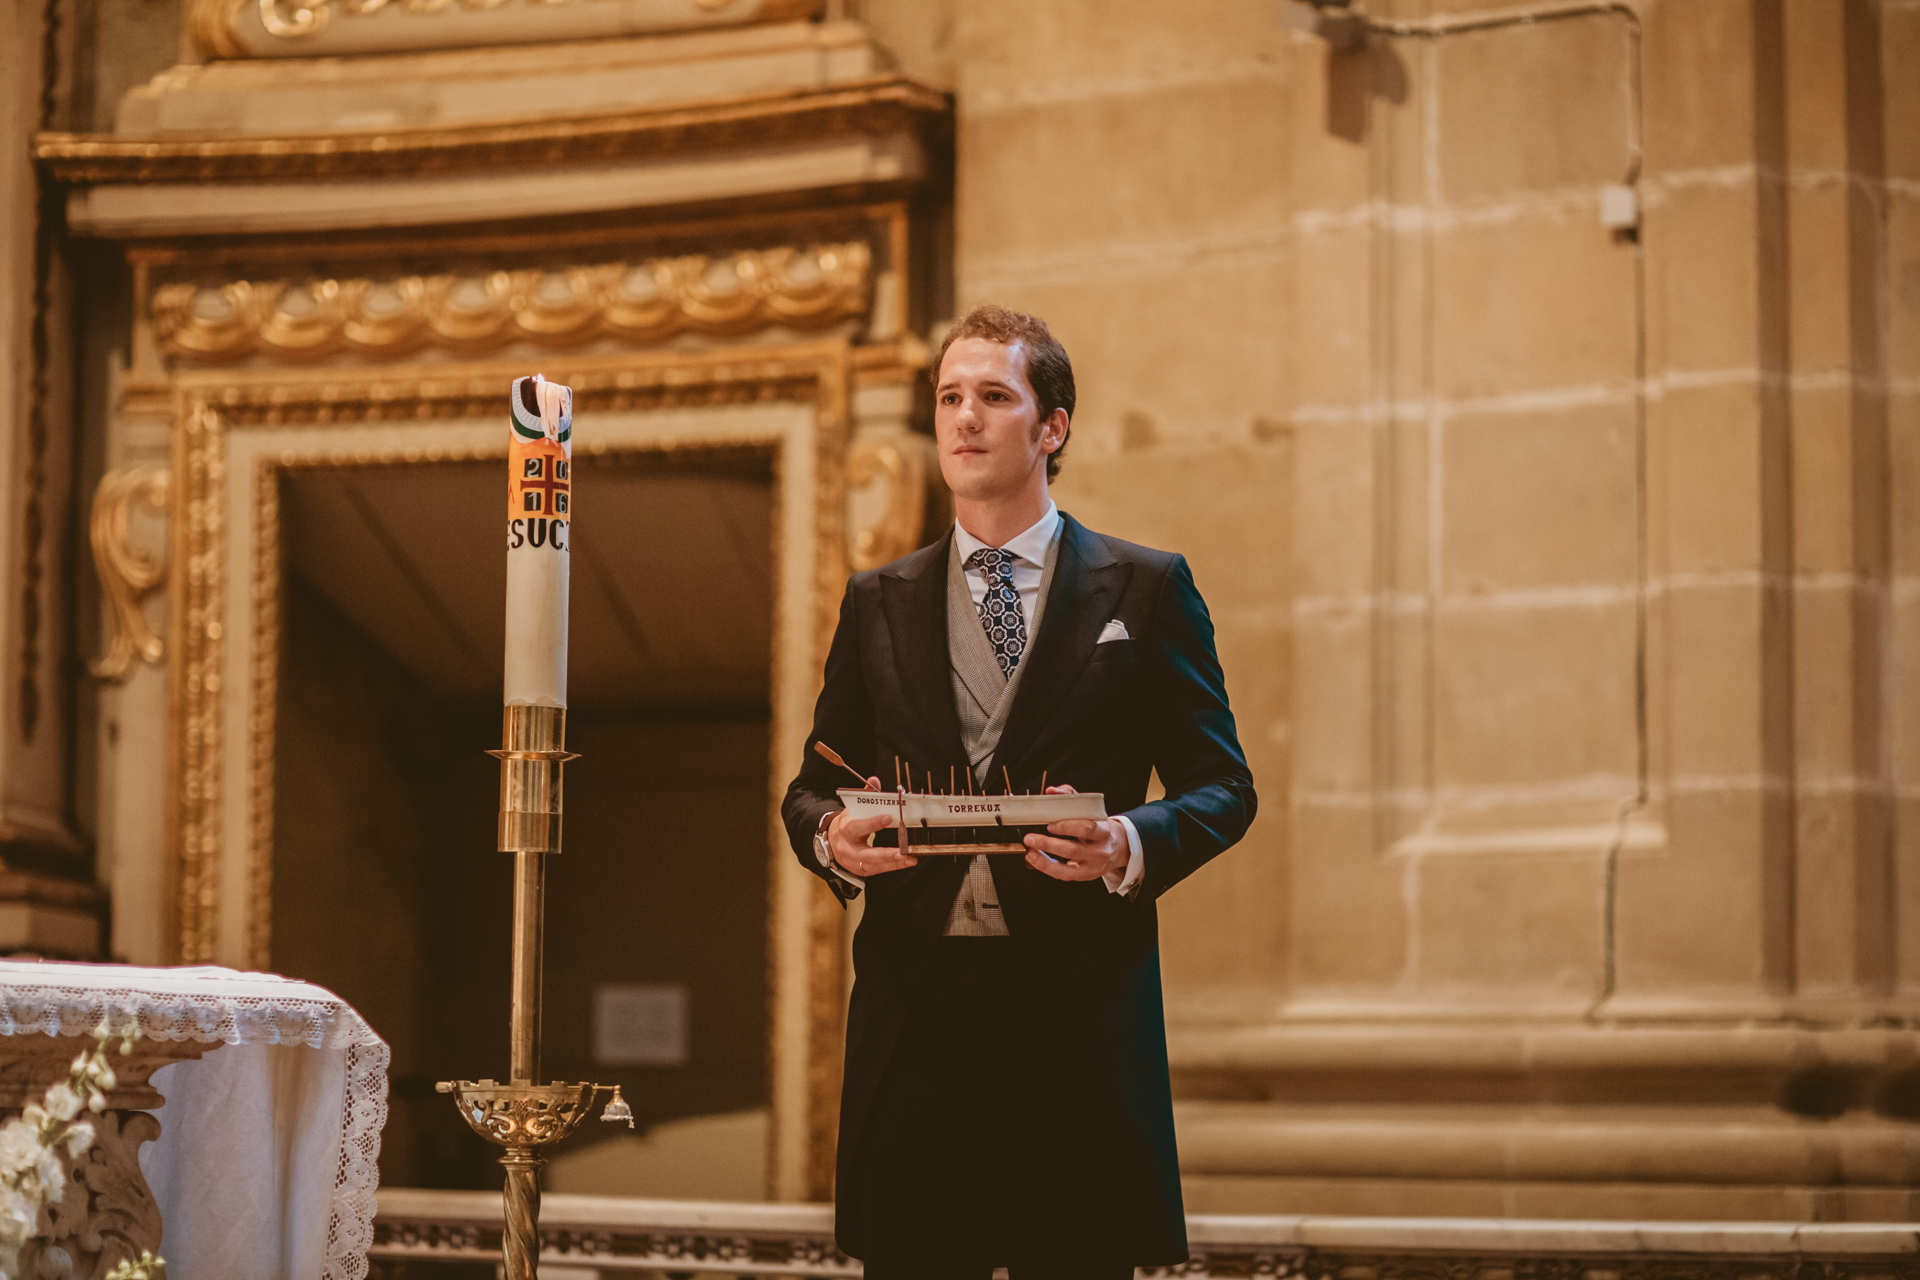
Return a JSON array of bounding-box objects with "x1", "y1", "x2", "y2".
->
[{"x1": 1071, "y1": 636, "x2": 1141, "y2": 733}]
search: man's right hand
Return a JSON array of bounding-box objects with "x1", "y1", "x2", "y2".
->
[{"x1": 828, "y1": 777, "x2": 917, "y2": 876}]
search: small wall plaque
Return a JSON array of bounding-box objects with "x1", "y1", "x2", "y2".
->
[{"x1": 593, "y1": 983, "x2": 689, "y2": 1067}]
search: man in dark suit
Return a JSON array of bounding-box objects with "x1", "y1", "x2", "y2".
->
[{"x1": 782, "y1": 304, "x2": 1255, "y2": 1279}]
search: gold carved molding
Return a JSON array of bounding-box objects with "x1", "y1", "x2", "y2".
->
[
  {"x1": 152, "y1": 243, "x2": 871, "y2": 366},
  {"x1": 165, "y1": 341, "x2": 855, "y2": 1199},
  {"x1": 87, "y1": 468, "x2": 171, "y2": 683},
  {"x1": 847, "y1": 435, "x2": 930, "y2": 572},
  {"x1": 35, "y1": 79, "x2": 949, "y2": 185},
  {"x1": 169, "y1": 400, "x2": 225, "y2": 971},
  {"x1": 804, "y1": 884, "x2": 843, "y2": 1200},
  {"x1": 247, "y1": 456, "x2": 280, "y2": 973}
]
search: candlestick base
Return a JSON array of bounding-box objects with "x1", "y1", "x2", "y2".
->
[
  {"x1": 436, "y1": 1080, "x2": 619, "y2": 1280},
  {"x1": 437, "y1": 1079, "x2": 601, "y2": 1146}
]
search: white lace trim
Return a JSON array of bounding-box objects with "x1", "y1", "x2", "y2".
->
[{"x1": 0, "y1": 961, "x2": 391, "y2": 1280}]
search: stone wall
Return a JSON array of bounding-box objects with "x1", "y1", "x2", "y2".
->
[{"x1": 860, "y1": 0, "x2": 1920, "y2": 1220}]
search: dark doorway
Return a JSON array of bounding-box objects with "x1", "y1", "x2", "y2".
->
[{"x1": 269, "y1": 448, "x2": 775, "y2": 1192}]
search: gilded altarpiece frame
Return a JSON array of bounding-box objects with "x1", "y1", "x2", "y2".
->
[{"x1": 162, "y1": 341, "x2": 859, "y2": 1198}]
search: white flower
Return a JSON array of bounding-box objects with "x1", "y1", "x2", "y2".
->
[
  {"x1": 0, "y1": 1183, "x2": 35, "y2": 1280},
  {"x1": 42, "y1": 1085, "x2": 80, "y2": 1124},
  {"x1": 0, "y1": 1186, "x2": 32, "y2": 1236},
  {"x1": 0, "y1": 1028, "x2": 145, "y2": 1280},
  {"x1": 76, "y1": 1052, "x2": 114, "y2": 1094},
  {"x1": 0, "y1": 1123, "x2": 40, "y2": 1177},
  {"x1": 34, "y1": 1145, "x2": 64, "y2": 1203}
]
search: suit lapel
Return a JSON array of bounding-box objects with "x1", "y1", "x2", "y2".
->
[
  {"x1": 990, "y1": 514, "x2": 1130, "y2": 780},
  {"x1": 881, "y1": 530, "x2": 968, "y2": 770}
]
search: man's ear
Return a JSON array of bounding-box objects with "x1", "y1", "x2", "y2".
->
[{"x1": 1043, "y1": 408, "x2": 1070, "y2": 452}]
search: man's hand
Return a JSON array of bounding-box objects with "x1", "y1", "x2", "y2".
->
[
  {"x1": 1023, "y1": 784, "x2": 1130, "y2": 882},
  {"x1": 827, "y1": 776, "x2": 918, "y2": 877}
]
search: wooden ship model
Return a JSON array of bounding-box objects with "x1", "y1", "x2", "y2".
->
[{"x1": 818, "y1": 744, "x2": 1106, "y2": 854}]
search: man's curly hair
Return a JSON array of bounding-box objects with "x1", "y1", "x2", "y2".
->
[{"x1": 934, "y1": 304, "x2": 1075, "y2": 483}]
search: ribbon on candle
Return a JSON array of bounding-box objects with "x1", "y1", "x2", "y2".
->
[{"x1": 504, "y1": 374, "x2": 574, "y2": 709}]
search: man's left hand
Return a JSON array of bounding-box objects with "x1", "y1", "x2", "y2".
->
[{"x1": 1023, "y1": 784, "x2": 1129, "y2": 882}]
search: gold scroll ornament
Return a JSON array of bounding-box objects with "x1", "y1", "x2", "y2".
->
[
  {"x1": 151, "y1": 243, "x2": 871, "y2": 365},
  {"x1": 847, "y1": 436, "x2": 931, "y2": 572},
  {"x1": 89, "y1": 468, "x2": 171, "y2": 683}
]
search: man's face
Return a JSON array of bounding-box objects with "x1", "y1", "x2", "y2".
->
[{"x1": 934, "y1": 337, "x2": 1066, "y2": 503}]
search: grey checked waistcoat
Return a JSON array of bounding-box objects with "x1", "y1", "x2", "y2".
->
[{"x1": 941, "y1": 525, "x2": 1062, "y2": 936}]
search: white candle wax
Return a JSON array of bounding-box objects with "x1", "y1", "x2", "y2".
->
[{"x1": 504, "y1": 374, "x2": 573, "y2": 708}]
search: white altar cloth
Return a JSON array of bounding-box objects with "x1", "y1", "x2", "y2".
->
[{"x1": 0, "y1": 960, "x2": 389, "y2": 1280}]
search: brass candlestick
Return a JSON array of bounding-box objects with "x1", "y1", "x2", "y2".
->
[{"x1": 438, "y1": 705, "x2": 631, "y2": 1280}]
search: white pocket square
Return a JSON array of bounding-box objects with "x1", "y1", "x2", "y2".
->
[{"x1": 1097, "y1": 619, "x2": 1130, "y2": 644}]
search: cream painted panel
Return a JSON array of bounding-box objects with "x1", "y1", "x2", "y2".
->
[{"x1": 204, "y1": 0, "x2": 822, "y2": 60}]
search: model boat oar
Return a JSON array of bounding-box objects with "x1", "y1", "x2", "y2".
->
[{"x1": 814, "y1": 740, "x2": 880, "y2": 790}]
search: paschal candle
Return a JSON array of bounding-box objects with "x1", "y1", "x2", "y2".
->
[{"x1": 505, "y1": 374, "x2": 573, "y2": 707}]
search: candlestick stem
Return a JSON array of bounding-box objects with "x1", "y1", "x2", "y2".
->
[
  {"x1": 500, "y1": 1148, "x2": 544, "y2": 1280},
  {"x1": 510, "y1": 850, "x2": 545, "y2": 1085},
  {"x1": 494, "y1": 704, "x2": 571, "y2": 1084}
]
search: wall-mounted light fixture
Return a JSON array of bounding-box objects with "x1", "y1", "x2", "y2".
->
[{"x1": 1280, "y1": 0, "x2": 1367, "y2": 52}]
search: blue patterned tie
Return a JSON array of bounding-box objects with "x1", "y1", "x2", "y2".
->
[{"x1": 967, "y1": 548, "x2": 1028, "y2": 678}]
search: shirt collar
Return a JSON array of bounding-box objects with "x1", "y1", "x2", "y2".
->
[{"x1": 954, "y1": 501, "x2": 1060, "y2": 568}]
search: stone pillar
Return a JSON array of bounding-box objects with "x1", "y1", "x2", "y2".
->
[
  {"x1": 1889, "y1": 0, "x2": 1920, "y2": 1009},
  {"x1": 1611, "y1": 0, "x2": 1902, "y2": 1027},
  {"x1": 0, "y1": 0, "x2": 98, "y2": 957},
  {"x1": 1772, "y1": 0, "x2": 1895, "y2": 1021}
]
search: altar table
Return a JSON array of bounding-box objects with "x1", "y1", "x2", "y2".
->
[{"x1": 0, "y1": 960, "x2": 390, "y2": 1280}]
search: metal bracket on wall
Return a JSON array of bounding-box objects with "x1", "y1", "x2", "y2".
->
[{"x1": 1280, "y1": 0, "x2": 1367, "y2": 52}]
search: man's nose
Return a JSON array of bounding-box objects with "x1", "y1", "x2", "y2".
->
[{"x1": 953, "y1": 397, "x2": 981, "y2": 430}]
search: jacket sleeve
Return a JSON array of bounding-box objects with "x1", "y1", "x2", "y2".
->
[
  {"x1": 781, "y1": 579, "x2": 876, "y2": 899},
  {"x1": 1118, "y1": 554, "x2": 1257, "y2": 901}
]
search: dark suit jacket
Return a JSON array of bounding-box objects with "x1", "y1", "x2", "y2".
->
[{"x1": 781, "y1": 512, "x2": 1256, "y2": 1264}]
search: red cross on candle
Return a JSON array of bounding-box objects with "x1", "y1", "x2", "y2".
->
[{"x1": 517, "y1": 456, "x2": 571, "y2": 517}]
